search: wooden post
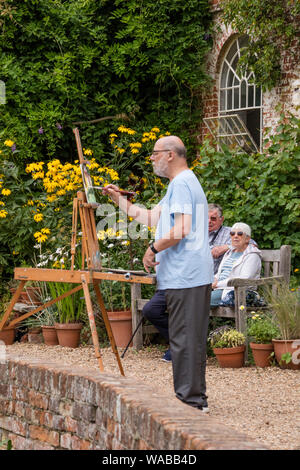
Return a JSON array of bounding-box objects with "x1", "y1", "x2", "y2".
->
[
  {"x1": 81, "y1": 275, "x2": 105, "y2": 373},
  {"x1": 93, "y1": 282, "x2": 125, "y2": 376},
  {"x1": 131, "y1": 283, "x2": 143, "y2": 350},
  {"x1": 279, "y1": 245, "x2": 291, "y2": 285},
  {"x1": 235, "y1": 286, "x2": 247, "y2": 362}
]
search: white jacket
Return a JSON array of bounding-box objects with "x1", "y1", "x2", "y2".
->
[{"x1": 215, "y1": 244, "x2": 262, "y2": 301}]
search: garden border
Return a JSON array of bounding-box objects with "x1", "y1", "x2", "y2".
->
[{"x1": 0, "y1": 354, "x2": 268, "y2": 450}]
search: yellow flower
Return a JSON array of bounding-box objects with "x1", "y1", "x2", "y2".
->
[
  {"x1": 97, "y1": 230, "x2": 106, "y2": 241},
  {"x1": 1, "y1": 188, "x2": 11, "y2": 196},
  {"x1": 34, "y1": 231, "x2": 47, "y2": 243},
  {"x1": 127, "y1": 128, "x2": 136, "y2": 135},
  {"x1": 295, "y1": 269, "x2": 299, "y2": 273},
  {"x1": 131, "y1": 148, "x2": 139, "y2": 154},
  {"x1": 106, "y1": 228, "x2": 116, "y2": 238},
  {"x1": 0, "y1": 201, "x2": 4, "y2": 206},
  {"x1": 129, "y1": 142, "x2": 142, "y2": 148},
  {"x1": 4, "y1": 139, "x2": 14, "y2": 147},
  {"x1": 0, "y1": 209, "x2": 8, "y2": 218},
  {"x1": 47, "y1": 194, "x2": 57, "y2": 202},
  {"x1": 27, "y1": 200, "x2": 34, "y2": 206},
  {"x1": 239, "y1": 305, "x2": 245, "y2": 310},
  {"x1": 151, "y1": 127, "x2": 160, "y2": 133},
  {"x1": 34, "y1": 213, "x2": 43, "y2": 222},
  {"x1": 83, "y1": 148, "x2": 93, "y2": 156},
  {"x1": 41, "y1": 228, "x2": 51, "y2": 234}
]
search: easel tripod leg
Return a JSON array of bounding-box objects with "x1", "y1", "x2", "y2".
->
[
  {"x1": 81, "y1": 275, "x2": 104, "y2": 373},
  {"x1": 93, "y1": 282, "x2": 125, "y2": 377},
  {"x1": 0, "y1": 280, "x2": 26, "y2": 331}
]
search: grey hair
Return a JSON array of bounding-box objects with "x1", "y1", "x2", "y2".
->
[{"x1": 208, "y1": 203, "x2": 223, "y2": 217}]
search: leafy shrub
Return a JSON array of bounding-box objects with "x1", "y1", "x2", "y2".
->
[
  {"x1": 0, "y1": 0, "x2": 212, "y2": 162},
  {"x1": 193, "y1": 112, "x2": 300, "y2": 272},
  {"x1": 247, "y1": 312, "x2": 280, "y2": 343},
  {"x1": 208, "y1": 326, "x2": 245, "y2": 348}
]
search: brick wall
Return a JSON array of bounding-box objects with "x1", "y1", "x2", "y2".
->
[
  {"x1": 198, "y1": 0, "x2": 300, "y2": 144},
  {"x1": 0, "y1": 354, "x2": 267, "y2": 450}
]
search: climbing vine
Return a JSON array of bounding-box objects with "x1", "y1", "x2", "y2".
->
[{"x1": 221, "y1": 0, "x2": 300, "y2": 90}]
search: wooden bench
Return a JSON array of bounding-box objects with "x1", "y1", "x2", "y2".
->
[{"x1": 130, "y1": 245, "x2": 291, "y2": 350}]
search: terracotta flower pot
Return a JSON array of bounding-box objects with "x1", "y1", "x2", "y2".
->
[
  {"x1": 42, "y1": 326, "x2": 59, "y2": 346},
  {"x1": 55, "y1": 322, "x2": 83, "y2": 348},
  {"x1": 107, "y1": 310, "x2": 132, "y2": 348},
  {"x1": 250, "y1": 342, "x2": 274, "y2": 368},
  {"x1": 272, "y1": 339, "x2": 300, "y2": 370},
  {"x1": 0, "y1": 327, "x2": 15, "y2": 345},
  {"x1": 213, "y1": 345, "x2": 245, "y2": 368},
  {"x1": 28, "y1": 328, "x2": 43, "y2": 344}
]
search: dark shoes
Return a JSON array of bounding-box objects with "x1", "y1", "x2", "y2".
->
[{"x1": 161, "y1": 348, "x2": 172, "y2": 363}]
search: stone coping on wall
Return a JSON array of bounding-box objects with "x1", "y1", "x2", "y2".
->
[{"x1": 0, "y1": 354, "x2": 268, "y2": 450}]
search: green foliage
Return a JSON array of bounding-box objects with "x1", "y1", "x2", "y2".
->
[
  {"x1": 209, "y1": 325, "x2": 245, "y2": 348},
  {"x1": 247, "y1": 312, "x2": 280, "y2": 344},
  {"x1": 221, "y1": 0, "x2": 300, "y2": 90},
  {"x1": 193, "y1": 112, "x2": 300, "y2": 271},
  {"x1": 0, "y1": 0, "x2": 212, "y2": 162},
  {"x1": 47, "y1": 282, "x2": 85, "y2": 324}
]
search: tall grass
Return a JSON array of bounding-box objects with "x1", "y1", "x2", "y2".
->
[
  {"x1": 47, "y1": 282, "x2": 85, "y2": 324},
  {"x1": 266, "y1": 283, "x2": 300, "y2": 340}
]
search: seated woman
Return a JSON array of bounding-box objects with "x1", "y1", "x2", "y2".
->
[{"x1": 211, "y1": 222, "x2": 262, "y2": 306}]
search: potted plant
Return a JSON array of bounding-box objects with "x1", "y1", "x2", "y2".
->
[
  {"x1": 49, "y1": 282, "x2": 85, "y2": 348},
  {"x1": 103, "y1": 281, "x2": 132, "y2": 348},
  {"x1": 208, "y1": 326, "x2": 246, "y2": 368},
  {"x1": 266, "y1": 283, "x2": 300, "y2": 370},
  {"x1": 247, "y1": 312, "x2": 280, "y2": 367}
]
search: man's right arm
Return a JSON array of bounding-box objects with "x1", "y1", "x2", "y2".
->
[{"x1": 102, "y1": 184, "x2": 161, "y2": 227}]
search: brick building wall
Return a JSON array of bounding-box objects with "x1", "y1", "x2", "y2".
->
[
  {"x1": 0, "y1": 355, "x2": 267, "y2": 450},
  {"x1": 199, "y1": 0, "x2": 300, "y2": 144}
]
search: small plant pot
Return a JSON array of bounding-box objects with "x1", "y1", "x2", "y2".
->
[
  {"x1": 28, "y1": 328, "x2": 43, "y2": 344},
  {"x1": 272, "y1": 339, "x2": 300, "y2": 370},
  {"x1": 42, "y1": 326, "x2": 59, "y2": 346},
  {"x1": 107, "y1": 310, "x2": 132, "y2": 348},
  {"x1": 250, "y1": 342, "x2": 274, "y2": 368},
  {"x1": 55, "y1": 323, "x2": 83, "y2": 348},
  {"x1": 213, "y1": 345, "x2": 245, "y2": 368},
  {"x1": 0, "y1": 327, "x2": 15, "y2": 345}
]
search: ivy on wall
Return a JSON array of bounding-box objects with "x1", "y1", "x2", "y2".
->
[
  {"x1": 0, "y1": 0, "x2": 212, "y2": 162},
  {"x1": 221, "y1": 0, "x2": 300, "y2": 91}
]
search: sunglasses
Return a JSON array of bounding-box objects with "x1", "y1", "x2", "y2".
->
[{"x1": 230, "y1": 231, "x2": 244, "y2": 236}]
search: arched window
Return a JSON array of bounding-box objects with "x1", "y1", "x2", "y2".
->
[
  {"x1": 219, "y1": 36, "x2": 262, "y2": 150},
  {"x1": 204, "y1": 36, "x2": 262, "y2": 153}
]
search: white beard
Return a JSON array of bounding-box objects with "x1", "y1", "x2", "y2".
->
[{"x1": 152, "y1": 158, "x2": 169, "y2": 178}]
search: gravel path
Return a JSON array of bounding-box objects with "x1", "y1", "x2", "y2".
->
[{"x1": 5, "y1": 343, "x2": 300, "y2": 451}]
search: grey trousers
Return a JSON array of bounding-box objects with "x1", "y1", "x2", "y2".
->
[{"x1": 165, "y1": 284, "x2": 211, "y2": 408}]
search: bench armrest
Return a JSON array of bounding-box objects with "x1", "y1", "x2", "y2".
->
[{"x1": 227, "y1": 275, "x2": 284, "y2": 287}]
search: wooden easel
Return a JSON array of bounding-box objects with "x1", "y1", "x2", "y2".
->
[{"x1": 0, "y1": 129, "x2": 155, "y2": 376}]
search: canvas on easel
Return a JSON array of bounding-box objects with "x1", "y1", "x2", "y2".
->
[{"x1": 0, "y1": 128, "x2": 155, "y2": 376}]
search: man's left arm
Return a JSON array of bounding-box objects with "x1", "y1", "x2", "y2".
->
[{"x1": 143, "y1": 213, "x2": 191, "y2": 273}]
